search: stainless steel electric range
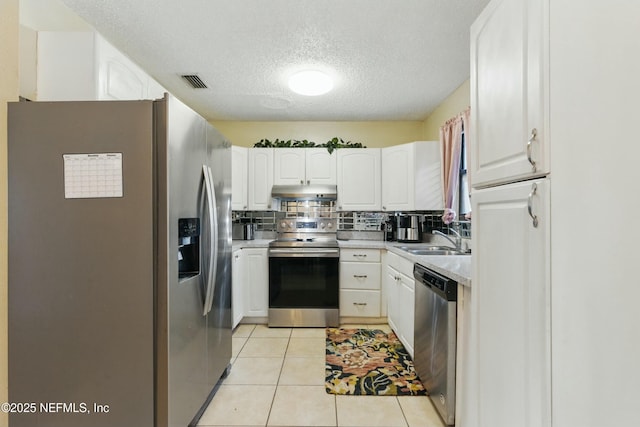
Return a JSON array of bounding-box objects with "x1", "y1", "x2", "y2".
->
[{"x1": 268, "y1": 218, "x2": 339, "y2": 327}]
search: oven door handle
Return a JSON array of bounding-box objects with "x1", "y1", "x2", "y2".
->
[{"x1": 269, "y1": 248, "x2": 340, "y2": 258}]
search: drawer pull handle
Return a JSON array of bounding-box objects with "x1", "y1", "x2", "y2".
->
[
  {"x1": 353, "y1": 254, "x2": 367, "y2": 258},
  {"x1": 527, "y1": 183, "x2": 539, "y2": 228},
  {"x1": 527, "y1": 128, "x2": 538, "y2": 172},
  {"x1": 353, "y1": 302, "x2": 368, "y2": 306},
  {"x1": 353, "y1": 275, "x2": 368, "y2": 279}
]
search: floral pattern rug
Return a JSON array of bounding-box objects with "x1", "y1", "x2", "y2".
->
[{"x1": 325, "y1": 328, "x2": 427, "y2": 396}]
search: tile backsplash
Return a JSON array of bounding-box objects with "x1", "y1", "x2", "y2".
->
[{"x1": 232, "y1": 199, "x2": 470, "y2": 238}]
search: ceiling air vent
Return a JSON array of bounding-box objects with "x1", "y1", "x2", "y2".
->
[{"x1": 181, "y1": 74, "x2": 208, "y2": 89}]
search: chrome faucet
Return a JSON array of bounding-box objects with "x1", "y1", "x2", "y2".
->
[{"x1": 433, "y1": 229, "x2": 464, "y2": 252}]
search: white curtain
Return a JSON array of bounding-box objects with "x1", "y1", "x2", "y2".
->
[{"x1": 440, "y1": 107, "x2": 470, "y2": 224}]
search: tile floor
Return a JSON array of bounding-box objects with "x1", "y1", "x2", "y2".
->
[{"x1": 197, "y1": 324, "x2": 446, "y2": 427}]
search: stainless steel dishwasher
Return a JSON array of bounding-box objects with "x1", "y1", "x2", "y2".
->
[{"x1": 413, "y1": 263, "x2": 457, "y2": 426}]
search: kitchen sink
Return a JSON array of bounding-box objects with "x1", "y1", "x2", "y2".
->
[{"x1": 396, "y1": 245, "x2": 470, "y2": 256}]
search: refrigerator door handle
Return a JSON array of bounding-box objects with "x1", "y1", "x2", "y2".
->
[{"x1": 202, "y1": 164, "x2": 218, "y2": 316}]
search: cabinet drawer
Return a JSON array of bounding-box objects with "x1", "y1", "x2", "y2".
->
[
  {"x1": 340, "y1": 263, "x2": 381, "y2": 290},
  {"x1": 340, "y1": 290, "x2": 381, "y2": 317},
  {"x1": 340, "y1": 248, "x2": 381, "y2": 263}
]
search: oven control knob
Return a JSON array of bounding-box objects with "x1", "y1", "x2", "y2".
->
[
  {"x1": 327, "y1": 222, "x2": 333, "y2": 229},
  {"x1": 280, "y1": 221, "x2": 288, "y2": 229}
]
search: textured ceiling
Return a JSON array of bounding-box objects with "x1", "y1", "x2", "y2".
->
[{"x1": 57, "y1": 0, "x2": 490, "y2": 121}]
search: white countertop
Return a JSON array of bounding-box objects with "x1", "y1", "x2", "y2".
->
[
  {"x1": 385, "y1": 244, "x2": 471, "y2": 287},
  {"x1": 232, "y1": 238, "x2": 471, "y2": 287},
  {"x1": 232, "y1": 239, "x2": 272, "y2": 252}
]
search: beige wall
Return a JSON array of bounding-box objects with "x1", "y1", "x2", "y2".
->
[
  {"x1": 1, "y1": 1, "x2": 19, "y2": 425},
  {"x1": 211, "y1": 120, "x2": 427, "y2": 148},
  {"x1": 422, "y1": 79, "x2": 470, "y2": 140},
  {"x1": 212, "y1": 80, "x2": 470, "y2": 148}
]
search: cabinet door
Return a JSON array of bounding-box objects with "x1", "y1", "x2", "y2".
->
[
  {"x1": 231, "y1": 250, "x2": 244, "y2": 328},
  {"x1": 305, "y1": 148, "x2": 337, "y2": 185},
  {"x1": 231, "y1": 146, "x2": 248, "y2": 210},
  {"x1": 248, "y1": 148, "x2": 274, "y2": 210},
  {"x1": 243, "y1": 248, "x2": 269, "y2": 317},
  {"x1": 469, "y1": 178, "x2": 550, "y2": 427},
  {"x1": 397, "y1": 272, "x2": 415, "y2": 357},
  {"x1": 381, "y1": 144, "x2": 414, "y2": 211},
  {"x1": 95, "y1": 34, "x2": 148, "y2": 100},
  {"x1": 385, "y1": 265, "x2": 401, "y2": 335},
  {"x1": 273, "y1": 148, "x2": 306, "y2": 185},
  {"x1": 337, "y1": 149, "x2": 381, "y2": 211},
  {"x1": 37, "y1": 32, "x2": 97, "y2": 100},
  {"x1": 470, "y1": 0, "x2": 548, "y2": 187}
]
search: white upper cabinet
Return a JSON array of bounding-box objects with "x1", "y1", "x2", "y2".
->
[
  {"x1": 470, "y1": 0, "x2": 548, "y2": 188},
  {"x1": 273, "y1": 149, "x2": 305, "y2": 185},
  {"x1": 273, "y1": 148, "x2": 336, "y2": 186},
  {"x1": 336, "y1": 149, "x2": 381, "y2": 211},
  {"x1": 36, "y1": 31, "x2": 166, "y2": 101},
  {"x1": 305, "y1": 148, "x2": 337, "y2": 185},
  {"x1": 248, "y1": 148, "x2": 274, "y2": 210},
  {"x1": 231, "y1": 146, "x2": 248, "y2": 211},
  {"x1": 381, "y1": 141, "x2": 443, "y2": 212}
]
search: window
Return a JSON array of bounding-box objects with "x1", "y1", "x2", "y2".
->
[{"x1": 457, "y1": 128, "x2": 471, "y2": 217}]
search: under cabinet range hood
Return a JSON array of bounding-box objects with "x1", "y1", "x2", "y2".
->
[{"x1": 271, "y1": 184, "x2": 337, "y2": 200}]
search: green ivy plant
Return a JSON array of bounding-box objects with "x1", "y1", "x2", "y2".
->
[{"x1": 253, "y1": 137, "x2": 365, "y2": 153}]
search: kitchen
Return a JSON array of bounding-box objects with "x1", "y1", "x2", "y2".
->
[{"x1": 2, "y1": 1, "x2": 640, "y2": 427}]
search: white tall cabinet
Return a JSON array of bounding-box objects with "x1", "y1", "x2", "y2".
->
[{"x1": 467, "y1": 1, "x2": 640, "y2": 427}]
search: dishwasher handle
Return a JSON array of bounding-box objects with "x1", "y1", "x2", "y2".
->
[{"x1": 413, "y1": 263, "x2": 458, "y2": 301}]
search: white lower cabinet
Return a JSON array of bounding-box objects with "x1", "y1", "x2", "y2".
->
[
  {"x1": 231, "y1": 249, "x2": 244, "y2": 329},
  {"x1": 241, "y1": 248, "x2": 269, "y2": 318},
  {"x1": 339, "y1": 249, "x2": 381, "y2": 318},
  {"x1": 384, "y1": 251, "x2": 415, "y2": 357},
  {"x1": 467, "y1": 178, "x2": 550, "y2": 427}
]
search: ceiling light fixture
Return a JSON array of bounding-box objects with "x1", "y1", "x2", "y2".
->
[{"x1": 288, "y1": 70, "x2": 333, "y2": 96}]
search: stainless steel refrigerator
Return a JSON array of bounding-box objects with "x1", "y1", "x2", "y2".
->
[{"x1": 8, "y1": 94, "x2": 232, "y2": 427}]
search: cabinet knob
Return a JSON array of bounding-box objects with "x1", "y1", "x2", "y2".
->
[
  {"x1": 307, "y1": 180, "x2": 310, "y2": 185},
  {"x1": 300, "y1": 180, "x2": 304, "y2": 184}
]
